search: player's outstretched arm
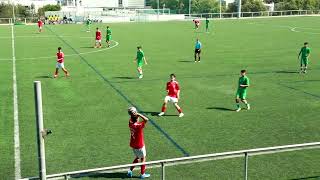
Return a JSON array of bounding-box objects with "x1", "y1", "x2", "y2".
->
[{"x1": 137, "y1": 113, "x2": 149, "y2": 122}]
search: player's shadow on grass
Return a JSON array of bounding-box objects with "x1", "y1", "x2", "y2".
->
[
  {"x1": 72, "y1": 172, "x2": 130, "y2": 179},
  {"x1": 274, "y1": 70, "x2": 298, "y2": 74},
  {"x1": 207, "y1": 107, "x2": 234, "y2": 111},
  {"x1": 289, "y1": 175, "x2": 320, "y2": 180},
  {"x1": 87, "y1": 172, "x2": 131, "y2": 179},
  {"x1": 80, "y1": 46, "x2": 95, "y2": 49},
  {"x1": 178, "y1": 60, "x2": 194, "y2": 63},
  {"x1": 114, "y1": 76, "x2": 135, "y2": 79},
  {"x1": 143, "y1": 111, "x2": 178, "y2": 117},
  {"x1": 35, "y1": 75, "x2": 52, "y2": 79}
]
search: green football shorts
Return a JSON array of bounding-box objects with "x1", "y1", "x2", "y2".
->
[
  {"x1": 137, "y1": 60, "x2": 143, "y2": 68},
  {"x1": 236, "y1": 90, "x2": 247, "y2": 100},
  {"x1": 300, "y1": 57, "x2": 309, "y2": 66}
]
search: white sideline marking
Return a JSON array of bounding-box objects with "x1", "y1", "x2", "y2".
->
[
  {"x1": 0, "y1": 35, "x2": 94, "y2": 39},
  {"x1": 0, "y1": 40, "x2": 119, "y2": 61},
  {"x1": 11, "y1": 23, "x2": 21, "y2": 180}
]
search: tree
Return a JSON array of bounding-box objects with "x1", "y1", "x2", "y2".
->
[
  {"x1": 191, "y1": 0, "x2": 220, "y2": 13},
  {"x1": 242, "y1": 0, "x2": 267, "y2": 12},
  {"x1": 227, "y1": 0, "x2": 267, "y2": 12},
  {"x1": 38, "y1": 4, "x2": 61, "y2": 16}
]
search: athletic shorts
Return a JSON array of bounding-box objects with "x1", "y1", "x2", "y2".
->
[
  {"x1": 164, "y1": 96, "x2": 178, "y2": 103},
  {"x1": 236, "y1": 90, "x2": 247, "y2": 100},
  {"x1": 38, "y1": 26, "x2": 42, "y2": 29},
  {"x1": 132, "y1": 146, "x2": 146, "y2": 158},
  {"x1": 195, "y1": 49, "x2": 201, "y2": 54},
  {"x1": 106, "y1": 36, "x2": 111, "y2": 41},
  {"x1": 300, "y1": 57, "x2": 309, "y2": 66},
  {"x1": 137, "y1": 60, "x2": 143, "y2": 67},
  {"x1": 56, "y1": 62, "x2": 65, "y2": 69},
  {"x1": 96, "y1": 39, "x2": 101, "y2": 43}
]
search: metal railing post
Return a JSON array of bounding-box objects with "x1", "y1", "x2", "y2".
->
[
  {"x1": 34, "y1": 81, "x2": 47, "y2": 180},
  {"x1": 244, "y1": 152, "x2": 249, "y2": 180},
  {"x1": 161, "y1": 162, "x2": 165, "y2": 180}
]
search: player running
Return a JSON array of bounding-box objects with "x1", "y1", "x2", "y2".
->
[
  {"x1": 158, "y1": 74, "x2": 184, "y2": 117},
  {"x1": 127, "y1": 107, "x2": 151, "y2": 179},
  {"x1": 54, "y1": 47, "x2": 69, "y2": 78},
  {"x1": 94, "y1": 28, "x2": 102, "y2": 48},
  {"x1": 37, "y1": 19, "x2": 43, "y2": 33},
  {"x1": 194, "y1": 39, "x2": 202, "y2": 62},
  {"x1": 298, "y1": 42, "x2": 311, "y2": 73},
  {"x1": 134, "y1": 46, "x2": 148, "y2": 79},
  {"x1": 235, "y1": 70, "x2": 250, "y2": 112},
  {"x1": 106, "y1": 26, "x2": 112, "y2": 48},
  {"x1": 205, "y1": 17, "x2": 209, "y2": 32}
]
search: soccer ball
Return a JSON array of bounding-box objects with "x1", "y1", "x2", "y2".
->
[{"x1": 128, "y1": 107, "x2": 137, "y2": 115}]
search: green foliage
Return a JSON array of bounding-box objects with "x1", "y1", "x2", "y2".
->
[
  {"x1": 150, "y1": 0, "x2": 221, "y2": 14},
  {"x1": 0, "y1": 3, "x2": 13, "y2": 18},
  {"x1": 191, "y1": 0, "x2": 220, "y2": 13},
  {"x1": 38, "y1": 4, "x2": 61, "y2": 16},
  {"x1": 227, "y1": 0, "x2": 267, "y2": 13},
  {"x1": 273, "y1": 0, "x2": 320, "y2": 11},
  {"x1": 242, "y1": 0, "x2": 267, "y2": 12},
  {"x1": 0, "y1": 3, "x2": 31, "y2": 18}
]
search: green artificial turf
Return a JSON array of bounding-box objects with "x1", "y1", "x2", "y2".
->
[{"x1": 0, "y1": 16, "x2": 319, "y2": 179}]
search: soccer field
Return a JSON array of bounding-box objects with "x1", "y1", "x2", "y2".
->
[{"x1": 1, "y1": 16, "x2": 320, "y2": 179}]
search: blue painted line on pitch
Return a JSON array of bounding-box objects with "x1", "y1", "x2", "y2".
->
[
  {"x1": 46, "y1": 26, "x2": 190, "y2": 157},
  {"x1": 278, "y1": 83, "x2": 320, "y2": 99}
]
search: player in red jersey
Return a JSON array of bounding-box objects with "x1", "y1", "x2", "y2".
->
[
  {"x1": 94, "y1": 27, "x2": 102, "y2": 48},
  {"x1": 37, "y1": 19, "x2": 43, "y2": 32},
  {"x1": 127, "y1": 107, "x2": 151, "y2": 179},
  {"x1": 54, "y1": 47, "x2": 69, "y2": 78},
  {"x1": 158, "y1": 74, "x2": 184, "y2": 117},
  {"x1": 193, "y1": 19, "x2": 200, "y2": 29}
]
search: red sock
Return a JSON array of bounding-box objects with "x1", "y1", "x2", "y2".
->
[
  {"x1": 141, "y1": 164, "x2": 146, "y2": 175},
  {"x1": 161, "y1": 105, "x2": 166, "y2": 112},
  {"x1": 130, "y1": 158, "x2": 139, "y2": 171},
  {"x1": 177, "y1": 108, "x2": 182, "y2": 113}
]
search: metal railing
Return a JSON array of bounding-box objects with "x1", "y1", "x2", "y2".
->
[
  {"x1": 188, "y1": 10, "x2": 320, "y2": 19},
  {"x1": 21, "y1": 142, "x2": 320, "y2": 180}
]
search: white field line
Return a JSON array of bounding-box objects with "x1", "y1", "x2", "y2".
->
[
  {"x1": 0, "y1": 35, "x2": 94, "y2": 39},
  {"x1": 12, "y1": 23, "x2": 21, "y2": 180},
  {"x1": 0, "y1": 40, "x2": 119, "y2": 61}
]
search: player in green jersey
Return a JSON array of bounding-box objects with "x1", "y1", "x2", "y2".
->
[
  {"x1": 298, "y1": 42, "x2": 311, "y2": 73},
  {"x1": 106, "y1": 26, "x2": 112, "y2": 48},
  {"x1": 235, "y1": 70, "x2": 250, "y2": 112},
  {"x1": 134, "y1": 46, "x2": 148, "y2": 79},
  {"x1": 86, "y1": 18, "x2": 92, "y2": 32},
  {"x1": 205, "y1": 17, "x2": 209, "y2": 32}
]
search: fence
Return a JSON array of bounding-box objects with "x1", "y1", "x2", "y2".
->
[
  {"x1": 21, "y1": 141, "x2": 320, "y2": 180},
  {"x1": 188, "y1": 9, "x2": 320, "y2": 19}
]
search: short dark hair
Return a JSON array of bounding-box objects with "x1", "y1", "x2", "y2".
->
[
  {"x1": 241, "y1": 70, "x2": 246, "y2": 73},
  {"x1": 96, "y1": 27, "x2": 99, "y2": 30},
  {"x1": 131, "y1": 115, "x2": 138, "y2": 123},
  {"x1": 170, "y1": 73, "x2": 176, "y2": 78},
  {"x1": 58, "y1": 47, "x2": 62, "y2": 50},
  {"x1": 107, "y1": 26, "x2": 109, "y2": 28},
  {"x1": 304, "y1": 42, "x2": 308, "y2": 45},
  {"x1": 137, "y1": 46, "x2": 142, "y2": 49}
]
